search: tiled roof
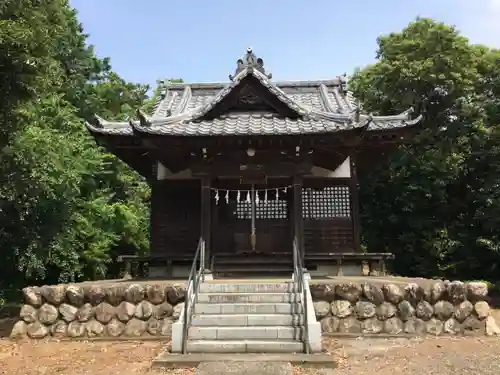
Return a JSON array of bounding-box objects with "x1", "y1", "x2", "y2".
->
[
  {"x1": 86, "y1": 49, "x2": 422, "y2": 138},
  {"x1": 140, "y1": 113, "x2": 370, "y2": 136},
  {"x1": 151, "y1": 77, "x2": 355, "y2": 118}
]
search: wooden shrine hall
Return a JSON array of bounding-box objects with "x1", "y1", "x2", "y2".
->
[{"x1": 86, "y1": 48, "x2": 422, "y2": 278}]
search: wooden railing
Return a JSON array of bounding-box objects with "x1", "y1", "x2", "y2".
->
[{"x1": 293, "y1": 237, "x2": 310, "y2": 354}]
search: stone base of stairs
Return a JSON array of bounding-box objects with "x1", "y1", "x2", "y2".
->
[
  {"x1": 152, "y1": 352, "x2": 338, "y2": 369},
  {"x1": 187, "y1": 339, "x2": 305, "y2": 353},
  {"x1": 171, "y1": 277, "x2": 322, "y2": 354}
]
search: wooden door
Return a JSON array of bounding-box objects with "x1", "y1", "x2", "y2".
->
[{"x1": 211, "y1": 178, "x2": 293, "y2": 255}]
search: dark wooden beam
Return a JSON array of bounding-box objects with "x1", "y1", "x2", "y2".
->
[
  {"x1": 102, "y1": 148, "x2": 154, "y2": 180},
  {"x1": 191, "y1": 160, "x2": 313, "y2": 178},
  {"x1": 293, "y1": 175, "x2": 305, "y2": 265},
  {"x1": 303, "y1": 177, "x2": 351, "y2": 187},
  {"x1": 93, "y1": 135, "x2": 145, "y2": 149},
  {"x1": 200, "y1": 176, "x2": 212, "y2": 271},
  {"x1": 138, "y1": 130, "x2": 365, "y2": 151},
  {"x1": 349, "y1": 155, "x2": 361, "y2": 252}
]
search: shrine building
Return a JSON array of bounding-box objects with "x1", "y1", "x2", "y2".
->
[{"x1": 85, "y1": 48, "x2": 422, "y2": 279}]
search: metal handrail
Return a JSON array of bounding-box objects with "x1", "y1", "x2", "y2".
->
[
  {"x1": 293, "y1": 237, "x2": 310, "y2": 354},
  {"x1": 181, "y1": 237, "x2": 205, "y2": 354}
]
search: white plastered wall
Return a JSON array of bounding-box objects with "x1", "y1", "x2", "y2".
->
[
  {"x1": 157, "y1": 162, "x2": 194, "y2": 180},
  {"x1": 310, "y1": 156, "x2": 351, "y2": 178}
]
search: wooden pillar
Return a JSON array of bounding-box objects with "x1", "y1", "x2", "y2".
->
[
  {"x1": 149, "y1": 181, "x2": 158, "y2": 255},
  {"x1": 379, "y1": 259, "x2": 387, "y2": 276},
  {"x1": 336, "y1": 259, "x2": 344, "y2": 276},
  {"x1": 349, "y1": 156, "x2": 361, "y2": 252},
  {"x1": 200, "y1": 176, "x2": 211, "y2": 271},
  {"x1": 293, "y1": 175, "x2": 305, "y2": 265}
]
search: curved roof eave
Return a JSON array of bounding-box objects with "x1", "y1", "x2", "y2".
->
[
  {"x1": 365, "y1": 113, "x2": 424, "y2": 133},
  {"x1": 85, "y1": 110, "x2": 423, "y2": 138},
  {"x1": 84, "y1": 115, "x2": 133, "y2": 136}
]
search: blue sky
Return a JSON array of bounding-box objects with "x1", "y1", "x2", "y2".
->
[{"x1": 70, "y1": 0, "x2": 500, "y2": 89}]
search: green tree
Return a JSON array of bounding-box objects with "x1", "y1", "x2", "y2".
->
[
  {"x1": 0, "y1": 0, "x2": 150, "y2": 287},
  {"x1": 350, "y1": 18, "x2": 500, "y2": 280}
]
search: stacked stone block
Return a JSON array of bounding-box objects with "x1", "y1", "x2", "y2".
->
[
  {"x1": 10, "y1": 283, "x2": 186, "y2": 339},
  {"x1": 311, "y1": 281, "x2": 498, "y2": 336}
]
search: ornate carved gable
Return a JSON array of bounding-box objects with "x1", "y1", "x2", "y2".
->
[
  {"x1": 201, "y1": 48, "x2": 300, "y2": 119},
  {"x1": 230, "y1": 82, "x2": 277, "y2": 111}
]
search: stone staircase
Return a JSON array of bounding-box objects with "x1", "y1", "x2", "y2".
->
[
  {"x1": 185, "y1": 281, "x2": 308, "y2": 353},
  {"x1": 211, "y1": 253, "x2": 294, "y2": 278}
]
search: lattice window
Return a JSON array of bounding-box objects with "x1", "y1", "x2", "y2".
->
[
  {"x1": 233, "y1": 190, "x2": 288, "y2": 219},
  {"x1": 302, "y1": 186, "x2": 351, "y2": 219}
]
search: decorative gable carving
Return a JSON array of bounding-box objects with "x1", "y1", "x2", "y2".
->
[
  {"x1": 200, "y1": 48, "x2": 301, "y2": 118},
  {"x1": 230, "y1": 83, "x2": 277, "y2": 112}
]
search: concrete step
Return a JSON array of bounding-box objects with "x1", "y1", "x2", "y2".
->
[
  {"x1": 213, "y1": 264, "x2": 292, "y2": 270},
  {"x1": 199, "y1": 282, "x2": 297, "y2": 294},
  {"x1": 152, "y1": 353, "x2": 337, "y2": 368},
  {"x1": 194, "y1": 302, "x2": 303, "y2": 315},
  {"x1": 186, "y1": 339, "x2": 304, "y2": 353},
  {"x1": 214, "y1": 270, "x2": 293, "y2": 278},
  {"x1": 214, "y1": 252, "x2": 292, "y2": 257},
  {"x1": 191, "y1": 314, "x2": 304, "y2": 327},
  {"x1": 189, "y1": 326, "x2": 304, "y2": 340},
  {"x1": 197, "y1": 292, "x2": 301, "y2": 304},
  {"x1": 215, "y1": 257, "x2": 292, "y2": 265}
]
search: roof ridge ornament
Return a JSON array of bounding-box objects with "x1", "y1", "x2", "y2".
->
[
  {"x1": 229, "y1": 47, "x2": 272, "y2": 81},
  {"x1": 136, "y1": 109, "x2": 152, "y2": 127},
  {"x1": 339, "y1": 74, "x2": 348, "y2": 94},
  {"x1": 86, "y1": 114, "x2": 107, "y2": 128}
]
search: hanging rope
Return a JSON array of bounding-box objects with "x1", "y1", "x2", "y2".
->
[
  {"x1": 208, "y1": 185, "x2": 292, "y2": 193},
  {"x1": 210, "y1": 184, "x2": 292, "y2": 205}
]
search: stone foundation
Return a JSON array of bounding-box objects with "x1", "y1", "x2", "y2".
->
[
  {"x1": 10, "y1": 281, "x2": 186, "y2": 339},
  {"x1": 311, "y1": 280, "x2": 499, "y2": 336},
  {"x1": 10, "y1": 279, "x2": 500, "y2": 340}
]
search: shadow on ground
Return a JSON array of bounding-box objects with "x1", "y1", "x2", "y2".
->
[
  {"x1": 488, "y1": 295, "x2": 500, "y2": 308},
  {"x1": 0, "y1": 304, "x2": 20, "y2": 338}
]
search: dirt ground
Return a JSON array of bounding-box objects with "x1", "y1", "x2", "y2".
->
[
  {"x1": 1, "y1": 335, "x2": 500, "y2": 375},
  {"x1": 303, "y1": 335, "x2": 500, "y2": 375},
  {"x1": 0, "y1": 307, "x2": 497, "y2": 375}
]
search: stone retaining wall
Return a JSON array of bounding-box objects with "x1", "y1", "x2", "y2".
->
[
  {"x1": 10, "y1": 280, "x2": 500, "y2": 340},
  {"x1": 311, "y1": 281, "x2": 499, "y2": 336},
  {"x1": 10, "y1": 282, "x2": 186, "y2": 339}
]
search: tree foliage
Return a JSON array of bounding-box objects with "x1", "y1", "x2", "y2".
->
[
  {"x1": 350, "y1": 18, "x2": 500, "y2": 280},
  {"x1": 0, "y1": 0, "x2": 150, "y2": 286}
]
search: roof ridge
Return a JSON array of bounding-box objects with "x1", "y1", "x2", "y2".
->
[
  {"x1": 151, "y1": 81, "x2": 167, "y2": 116},
  {"x1": 170, "y1": 67, "x2": 313, "y2": 121},
  {"x1": 165, "y1": 78, "x2": 346, "y2": 91}
]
